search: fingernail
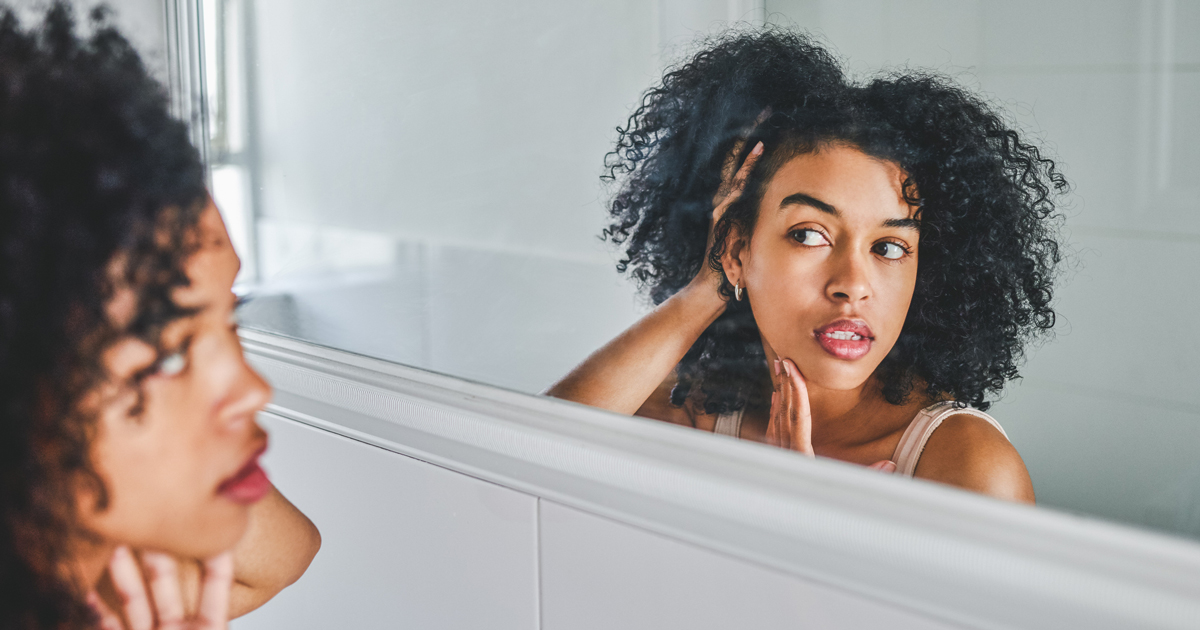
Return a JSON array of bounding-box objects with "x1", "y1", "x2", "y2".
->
[
  {"x1": 752, "y1": 141, "x2": 763, "y2": 154},
  {"x1": 870, "y1": 460, "x2": 897, "y2": 473},
  {"x1": 783, "y1": 361, "x2": 791, "y2": 377},
  {"x1": 774, "y1": 359, "x2": 780, "y2": 375}
]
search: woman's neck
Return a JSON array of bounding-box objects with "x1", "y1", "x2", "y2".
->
[
  {"x1": 761, "y1": 353, "x2": 921, "y2": 448},
  {"x1": 804, "y1": 379, "x2": 908, "y2": 446}
]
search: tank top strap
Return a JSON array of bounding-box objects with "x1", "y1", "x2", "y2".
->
[
  {"x1": 890, "y1": 401, "x2": 1009, "y2": 477},
  {"x1": 713, "y1": 407, "x2": 745, "y2": 438}
]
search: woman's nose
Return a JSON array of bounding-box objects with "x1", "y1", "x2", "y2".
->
[
  {"x1": 825, "y1": 250, "x2": 872, "y2": 303},
  {"x1": 220, "y1": 355, "x2": 273, "y2": 427}
]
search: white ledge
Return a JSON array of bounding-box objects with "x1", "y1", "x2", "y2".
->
[{"x1": 242, "y1": 328, "x2": 1200, "y2": 629}]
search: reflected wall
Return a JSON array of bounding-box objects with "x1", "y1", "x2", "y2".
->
[{"x1": 216, "y1": 0, "x2": 1200, "y2": 540}]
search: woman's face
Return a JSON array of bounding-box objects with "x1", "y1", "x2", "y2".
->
[
  {"x1": 732, "y1": 143, "x2": 919, "y2": 392},
  {"x1": 78, "y1": 200, "x2": 272, "y2": 559}
]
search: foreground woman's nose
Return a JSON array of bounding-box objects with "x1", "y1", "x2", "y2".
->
[{"x1": 221, "y1": 358, "x2": 273, "y2": 426}]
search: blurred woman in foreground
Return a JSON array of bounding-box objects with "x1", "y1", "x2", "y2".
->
[{"x1": 0, "y1": 4, "x2": 318, "y2": 628}]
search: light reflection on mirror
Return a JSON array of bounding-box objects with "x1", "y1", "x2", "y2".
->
[{"x1": 205, "y1": 0, "x2": 1200, "y2": 539}]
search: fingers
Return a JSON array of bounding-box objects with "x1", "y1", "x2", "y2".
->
[
  {"x1": 785, "y1": 359, "x2": 813, "y2": 454},
  {"x1": 718, "y1": 140, "x2": 746, "y2": 200},
  {"x1": 87, "y1": 590, "x2": 126, "y2": 630},
  {"x1": 714, "y1": 141, "x2": 764, "y2": 212},
  {"x1": 780, "y1": 359, "x2": 814, "y2": 456},
  {"x1": 108, "y1": 546, "x2": 155, "y2": 630},
  {"x1": 723, "y1": 142, "x2": 764, "y2": 208},
  {"x1": 195, "y1": 552, "x2": 234, "y2": 629},
  {"x1": 766, "y1": 388, "x2": 783, "y2": 447},
  {"x1": 869, "y1": 460, "x2": 898, "y2": 473},
  {"x1": 141, "y1": 551, "x2": 185, "y2": 625}
]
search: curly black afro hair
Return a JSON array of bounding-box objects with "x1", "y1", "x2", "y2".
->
[
  {"x1": 603, "y1": 29, "x2": 1065, "y2": 416},
  {"x1": 0, "y1": 3, "x2": 207, "y2": 628}
]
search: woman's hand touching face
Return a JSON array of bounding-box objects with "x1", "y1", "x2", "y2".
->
[
  {"x1": 768, "y1": 358, "x2": 897, "y2": 472},
  {"x1": 89, "y1": 546, "x2": 232, "y2": 630},
  {"x1": 767, "y1": 358, "x2": 813, "y2": 455}
]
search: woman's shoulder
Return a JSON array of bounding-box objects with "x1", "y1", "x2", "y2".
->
[{"x1": 912, "y1": 406, "x2": 1036, "y2": 504}]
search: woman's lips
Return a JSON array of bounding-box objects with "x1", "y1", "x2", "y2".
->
[
  {"x1": 217, "y1": 447, "x2": 271, "y2": 505},
  {"x1": 813, "y1": 319, "x2": 874, "y2": 361}
]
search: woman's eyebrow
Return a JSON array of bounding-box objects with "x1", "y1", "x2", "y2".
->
[
  {"x1": 883, "y1": 217, "x2": 921, "y2": 231},
  {"x1": 779, "y1": 192, "x2": 838, "y2": 216}
]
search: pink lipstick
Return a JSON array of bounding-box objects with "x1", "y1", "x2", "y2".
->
[
  {"x1": 217, "y1": 446, "x2": 271, "y2": 505},
  {"x1": 814, "y1": 319, "x2": 874, "y2": 361}
]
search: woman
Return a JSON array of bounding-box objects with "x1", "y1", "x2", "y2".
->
[
  {"x1": 0, "y1": 4, "x2": 318, "y2": 628},
  {"x1": 548, "y1": 31, "x2": 1065, "y2": 502}
]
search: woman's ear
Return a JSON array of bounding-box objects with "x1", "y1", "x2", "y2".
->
[{"x1": 720, "y1": 226, "x2": 748, "y2": 289}]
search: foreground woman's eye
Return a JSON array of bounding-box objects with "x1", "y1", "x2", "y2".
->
[
  {"x1": 156, "y1": 351, "x2": 188, "y2": 377},
  {"x1": 873, "y1": 241, "x2": 908, "y2": 260},
  {"x1": 790, "y1": 228, "x2": 829, "y2": 247}
]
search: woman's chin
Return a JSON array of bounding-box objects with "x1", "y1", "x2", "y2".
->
[
  {"x1": 792, "y1": 355, "x2": 880, "y2": 392},
  {"x1": 155, "y1": 510, "x2": 250, "y2": 559}
]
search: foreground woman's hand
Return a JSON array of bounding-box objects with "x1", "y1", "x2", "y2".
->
[
  {"x1": 767, "y1": 358, "x2": 897, "y2": 473},
  {"x1": 89, "y1": 546, "x2": 233, "y2": 630}
]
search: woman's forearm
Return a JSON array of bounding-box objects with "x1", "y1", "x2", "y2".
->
[{"x1": 545, "y1": 281, "x2": 726, "y2": 415}]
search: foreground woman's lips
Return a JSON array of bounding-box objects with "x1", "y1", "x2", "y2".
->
[
  {"x1": 814, "y1": 318, "x2": 874, "y2": 361},
  {"x1": 218, "y1": 445, "x2": 271, "y2": 505}
]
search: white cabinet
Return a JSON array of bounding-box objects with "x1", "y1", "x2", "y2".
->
[
  {"x1": 538, "y1": 501, "x2": 958, "y2": 630},
  {"x1": 233, "y1": 413, "x2": 539, "y2": 630}
]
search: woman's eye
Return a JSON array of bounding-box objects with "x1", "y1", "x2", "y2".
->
[
  {"x1": 874, "y1": 242, "x2": 907, "y2": 260},
  {"x1": 791, "y1": 229, "x2": 828, "y2": 247},
  {"x1": 156, "y1": 351, "x2": 188, "y2": 377}
]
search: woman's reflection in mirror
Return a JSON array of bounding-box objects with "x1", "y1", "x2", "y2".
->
[
  {"x1": 548, "y1": 30, "x2": 1066, "y2": 503},
  {"x1": 0, "y1": 3, "x2": 318, "y2": 628}
]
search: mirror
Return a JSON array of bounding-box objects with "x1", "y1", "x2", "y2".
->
[{"x1": 204, "y1": 0, "x2": 1200, "y2": 540}]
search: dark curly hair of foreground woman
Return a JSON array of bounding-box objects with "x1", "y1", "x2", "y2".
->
[
  {"x1": 0, "y1": 3, "x2": 207, "y2": 628},
  {"x1": 603, "y1": 30, "x2": 1066, "y2": 415}
]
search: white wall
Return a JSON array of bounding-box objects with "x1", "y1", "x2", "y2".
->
[{"x1": 239, "y1": 1, "x2": 778, "y2": 392}]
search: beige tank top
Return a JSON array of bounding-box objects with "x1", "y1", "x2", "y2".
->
[
  {"x1": 889, "y1": 401, "x2": 1009, "y2": 477},
  {"x1": 713, "y1": 407, "x2": 745, "y2": 438},
  {"x1": 712, "y1": 401, "x2": 1008, "y2": 477}
]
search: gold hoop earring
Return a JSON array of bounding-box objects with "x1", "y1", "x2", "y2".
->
[{"x1": 734, "y1": 280, "x2": 743, "y2": 301}]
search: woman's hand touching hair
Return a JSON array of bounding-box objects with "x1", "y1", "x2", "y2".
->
[
  {"x1": 89, "y1": 547, "x2": 233, "y2": 630},
  {"x1": 684, "y1": 140, "x2": 764, "y2": 303}
]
